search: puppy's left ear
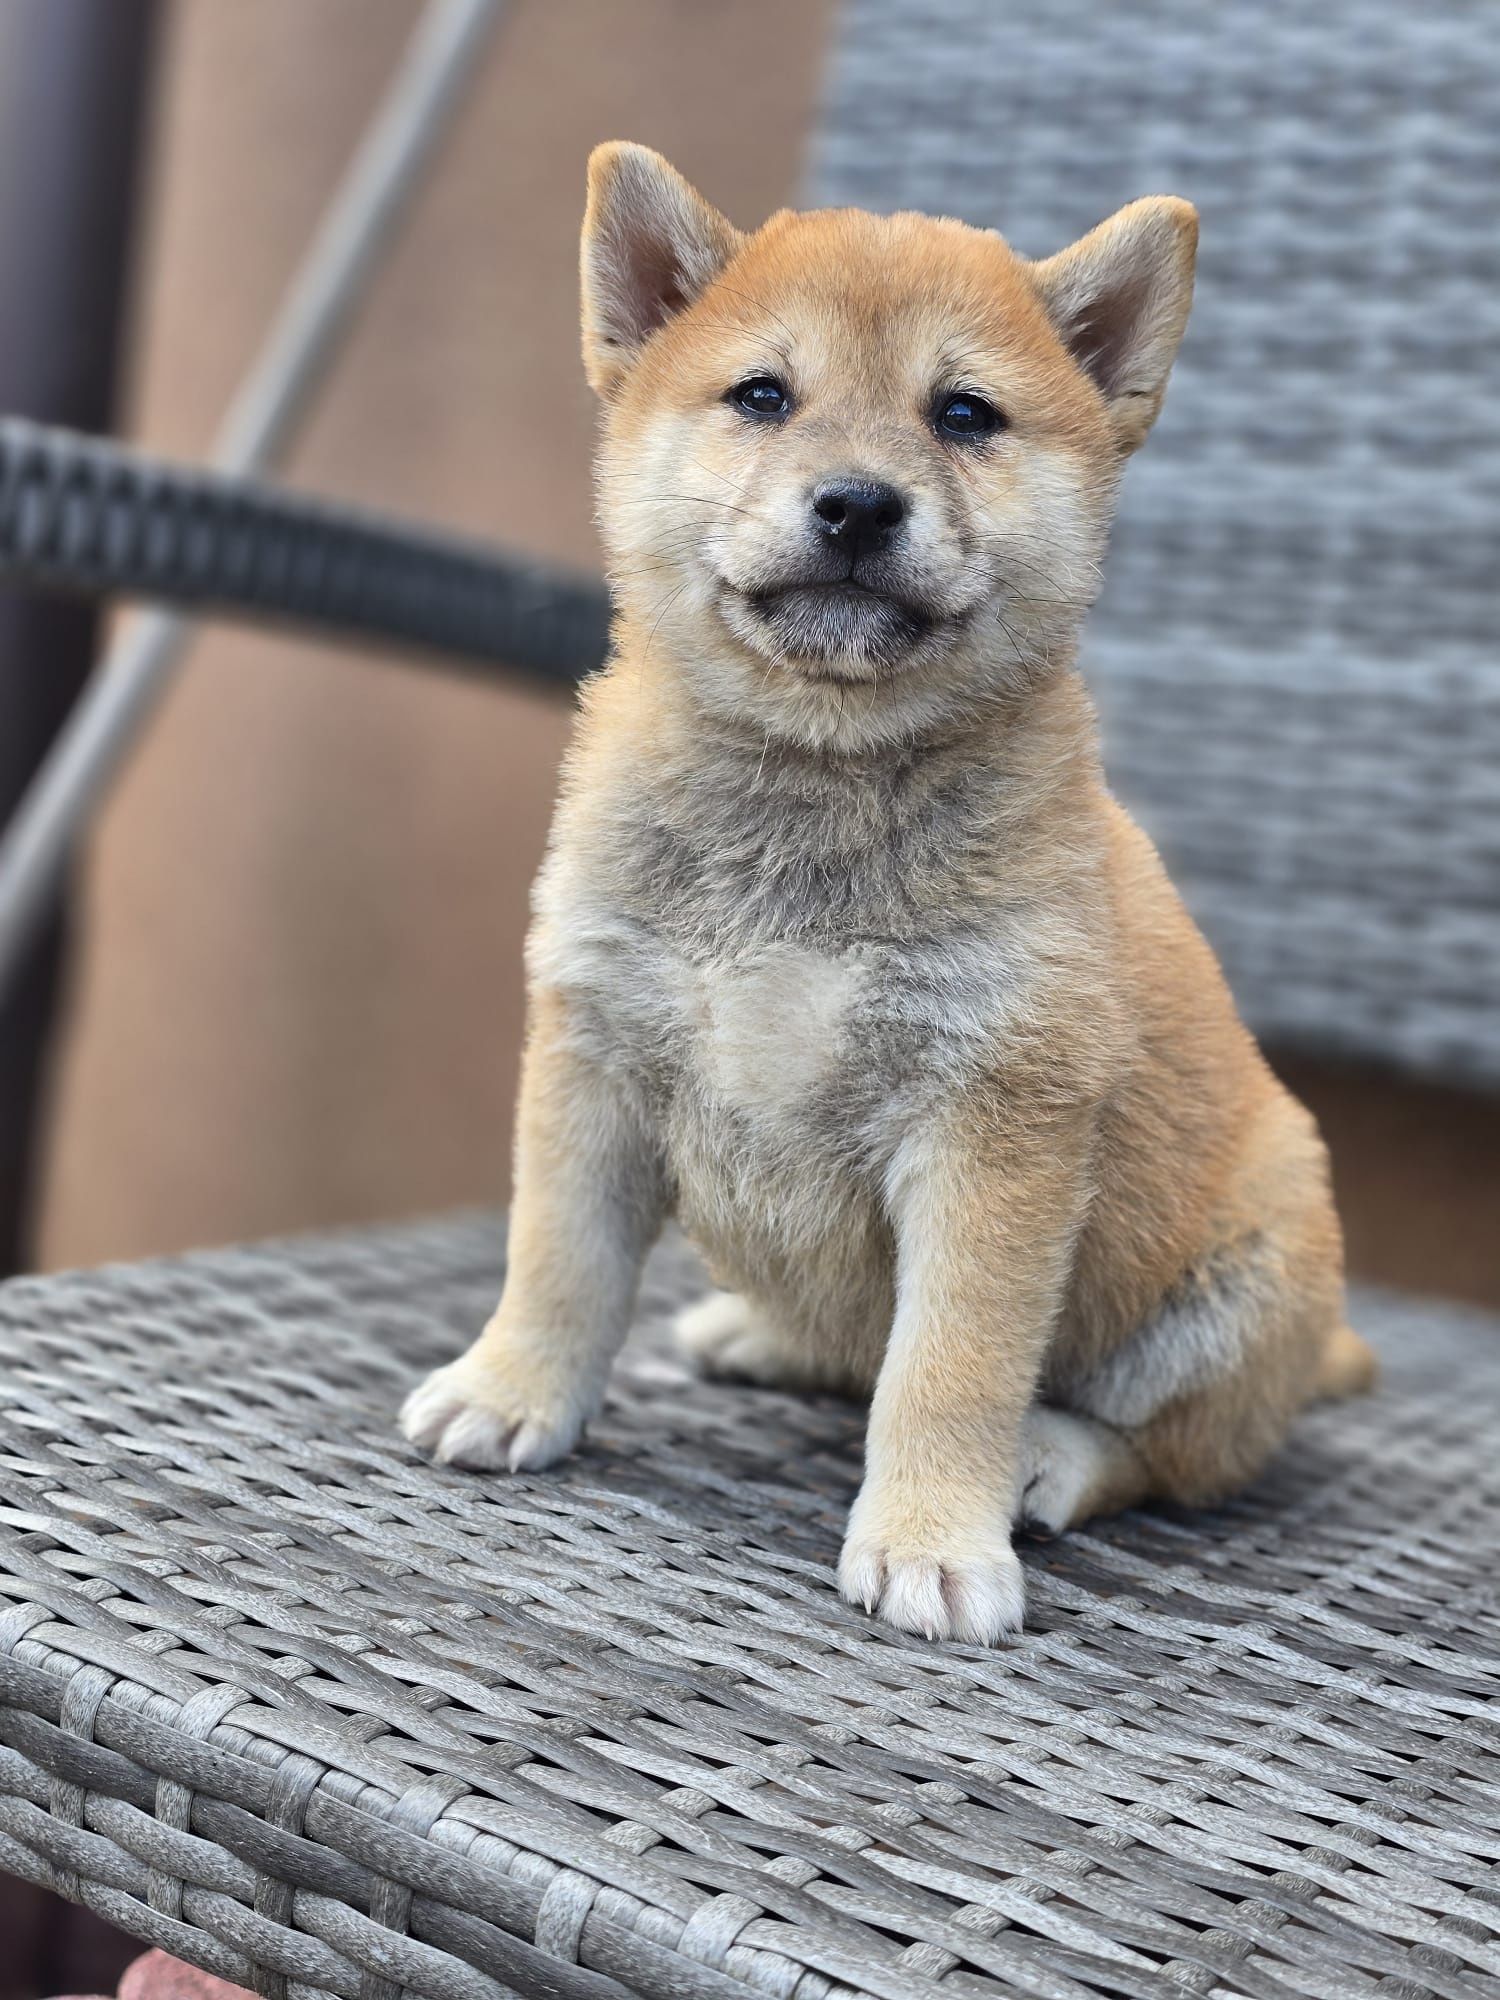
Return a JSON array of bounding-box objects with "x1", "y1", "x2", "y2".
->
[
  {"x1": 581, "y1": 143, "x2": 743, "y2": 396},
  {"x1": 1030, "y1": 198, "x2": 1198, "y2": 454}
]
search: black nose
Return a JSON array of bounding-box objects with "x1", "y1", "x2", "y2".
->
[{"x1": 811, "y1": 477, "x2": 907, "y2": 556}]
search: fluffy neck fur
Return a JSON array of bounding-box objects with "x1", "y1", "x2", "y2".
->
[{"x1": 565, "y1": 621, "x2": 1109, "y2": 954}]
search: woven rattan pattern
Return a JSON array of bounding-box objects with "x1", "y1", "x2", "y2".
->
[{"x1": 0, "y1": 1215, "x2": 1496, "y2": 1999}]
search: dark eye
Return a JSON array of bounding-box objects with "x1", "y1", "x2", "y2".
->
[
  {"x1": 935, "y1": 391, "x2": 1004, "y2": 439},
  {"x1": 731, "y1": 375, "x2": 791, "y2": 419}
]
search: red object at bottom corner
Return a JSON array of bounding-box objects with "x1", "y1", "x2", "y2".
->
[{"x1": 45, "y1": 1950, "x2": 257, "y2": 2000}]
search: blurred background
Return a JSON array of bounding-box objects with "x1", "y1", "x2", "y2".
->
[
  {"x1": 7, "y1": 0, "x2": 1493, "y2": 1300},
  {"x1": 0, "y1": 1, "x2": 1496, "y2": 1982},
  {"x1": 5, "y1": 0, "x2": 833, "y2": 1281}
]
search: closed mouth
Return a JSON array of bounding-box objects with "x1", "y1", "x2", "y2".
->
[
  {"x1": 744, "y1": 578, "x2": 931, "y2": 622},
  {"x1": 723, "y1": 576, "x2": 958, "y2": 675}
]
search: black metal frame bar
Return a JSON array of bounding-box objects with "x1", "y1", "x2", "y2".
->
[
  {"x1": 0, "y1": 418, "x2": 607, "y2": 684},
  {"x1": 0, "y1": 0, "x2": 160, "y2": 1273}
]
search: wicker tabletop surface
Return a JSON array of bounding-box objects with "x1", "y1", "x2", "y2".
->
[{"x1": 0, "y1": 1214, "x2": 1495, "y2": 2000}]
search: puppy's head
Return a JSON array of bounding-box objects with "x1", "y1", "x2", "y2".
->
[{"x1": 582, "y1": 144, "x2": 1196, "y2": 748}]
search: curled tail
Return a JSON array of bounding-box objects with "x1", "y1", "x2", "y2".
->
[{"x1": 1315, "y1": 1323, "x2": 1378, "y2": 1400}]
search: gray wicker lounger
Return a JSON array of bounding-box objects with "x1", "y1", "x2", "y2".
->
[{"x1": 1, "y1": 1214, "x2": 1495, "y2": 2000}]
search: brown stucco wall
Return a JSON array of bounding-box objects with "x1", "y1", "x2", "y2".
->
[{"x1": 34, "y1": 0, "x2": 837, "y2": 1268}]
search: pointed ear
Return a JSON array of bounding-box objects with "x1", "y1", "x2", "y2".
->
[
  {"x1": 1029, "y1": 197, "x2": 1198, "y2": 454},
  {"x1": 580, "y1": 143, "x2": 742, "y2": 396}
]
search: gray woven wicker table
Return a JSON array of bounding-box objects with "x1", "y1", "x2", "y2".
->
[{"x1": 0, "y1": 1215, "x2": 1496, "y2": 2000}]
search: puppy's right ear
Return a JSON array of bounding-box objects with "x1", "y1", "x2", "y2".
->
[{"x1": 581, "y1": 143, "x2": 741, "y2": 396}]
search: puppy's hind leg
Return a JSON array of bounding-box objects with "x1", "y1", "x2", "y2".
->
[
  {"x1": 1314, "y1": 1322, "x2": 1377, "y2": 1399},
  {"x1": 1015, "y1": 1405, "x2": 1149, "y2": 1536},
  {"x1": 675, "y1": 1290, "x2": 841, "y2": 1391},
  {"x1": 1070, "y1": 1231, "x2": 1338, "y2": 1509}
]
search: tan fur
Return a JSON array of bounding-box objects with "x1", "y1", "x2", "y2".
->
[
  {"x1": 1316, "y1": 1323, "x2": 1379, "y2": 1399},
  {"x1": 402, "y1": 145, "x2": 1365, "y2": 1644}
]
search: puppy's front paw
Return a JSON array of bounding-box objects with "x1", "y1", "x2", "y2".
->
[
  {"x1": 838, "y1": 1500, "x2": 1025, "y2": 1645},
  {"x1": 400, "y1": 1347, "x2": 591, "y2": 1473}
]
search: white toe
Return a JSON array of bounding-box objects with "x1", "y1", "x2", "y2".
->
[
  {"x1": 506, "y1": 1413, "x2": 578, "y2": 1472},
  {"x1": 433, "y1": 1403, "x2": 515, "y2": 1469},
  {"x1": 399, "y1": 1374, "x2": 466, "y2": 1453},
  {"x1": 838, "y1": 1541, "x2": 886, "y2": 1617},
  {"x1": 877, "y1": 1555, "x2": 950, "y2": 1641}
]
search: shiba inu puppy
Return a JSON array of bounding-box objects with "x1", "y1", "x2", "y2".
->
[{"x1": 403, "y1": 144, "x2": 1372, "y2": 1644}]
